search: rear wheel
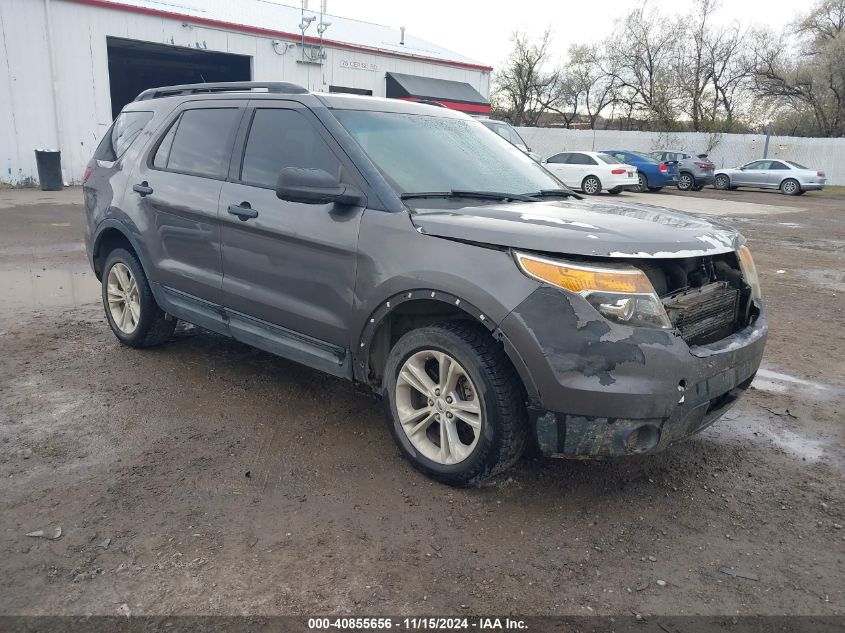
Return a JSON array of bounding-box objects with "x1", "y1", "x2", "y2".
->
[
  {"x1": 383, "y1": 322, "x2": 527, "y2": 486},
  {"x1": 677, "y1": 172, "x2": 694, "y2": 191},
  {"x1": 582, "y1": 175, "x2": 602, "y2": 195},
  {"x1": 102, "y1": 248, "x2": 176, "y2": 347},
  {"x1": 780, "y1": 178, "x2": 801, "y2": 195},
  {"x1": 714, "y1": 174, "x2": 731, "y2": 190}
]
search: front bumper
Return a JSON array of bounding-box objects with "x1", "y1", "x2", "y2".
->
[{"x1": 500, "y1": 287, "x2": 767, "y2": 457}]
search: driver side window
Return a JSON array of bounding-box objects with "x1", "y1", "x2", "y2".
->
[{"x1": 239, "y1": 108, "x2": 341, "y2": 190}]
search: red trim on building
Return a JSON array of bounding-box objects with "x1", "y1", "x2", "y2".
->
[
  {"x1": 398, "y1": 97, "x2": 491, "y2": 114},
  {"x1": 65, "y1": 0, "x2": 494, "y2": 72}
]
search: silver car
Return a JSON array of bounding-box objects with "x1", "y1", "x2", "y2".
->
[
  {"x1": 714, "y1": 159, "x2": 827, "y2": 195},
  {"x1": 477, "y1": 119, "x2": 542, "y2": 162}
]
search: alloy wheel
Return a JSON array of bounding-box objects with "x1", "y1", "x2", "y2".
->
[
  {"x1": 106, "y1": 262, "x2": 141, "y2": 334},
  {"x1": 678, "y1": 173, "x2": 692, "y2": 190},
  {"x1": 394, "y1": 350, "x2": 482, "y2": 465},
  {"x1": 583, "y1": 177, "x2": 600, "y2": 195},
  {"x1": 782, "y1": 179, "x2": 798, "y2": 194}
]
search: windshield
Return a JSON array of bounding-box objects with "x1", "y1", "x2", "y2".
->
[{"x1": 334, "y1": 110, "x2": 560, "y2": 196}]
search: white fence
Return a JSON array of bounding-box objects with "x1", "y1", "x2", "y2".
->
[{"x1": 515, "y1": 128, "x2": 845, "y2": 186}]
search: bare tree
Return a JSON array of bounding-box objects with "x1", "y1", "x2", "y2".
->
[
  {"x1": 491, "y1": 30, "x2": 559, "y2": 126},
  {"x1": 565, "y1": 44, "x2": 618, "y2": 129},
  {"x1": 755, "y1": 0, "x2": 845, "y2": 136},
  {"x1": 605, "y1": 4, "x2": 682, "y2": 127}
]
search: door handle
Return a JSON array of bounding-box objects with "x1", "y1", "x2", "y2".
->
[
  {"x1": 132, "y1": 181, "x2": 153, "y2": 197},
  {"x1": 227, "y1": 202, "x2": 259, "y2": 221}
]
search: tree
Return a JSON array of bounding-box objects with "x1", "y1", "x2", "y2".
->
[
  {"x1": 604, "y1": 4, "x2": 682, "y2": 128},
  {"x1": 565, "y1": 44, "x2": 618, "y2": 129},
  {"x1": 491, "y1": 30, "x2": 559, "y2": 126},
  {"x1": 755, "y1": 0, "x2": 845, "y2": 136}
]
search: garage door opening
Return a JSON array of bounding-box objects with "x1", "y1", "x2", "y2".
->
[{"x1": 107, "y1": 37, "x2": 252, "y2": 119}]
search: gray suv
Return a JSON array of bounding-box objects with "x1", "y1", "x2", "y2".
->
[
  {"x1": 83, "y1": 82, "x2": 767, "y2": 486},
  {"x1": 649, "y1": 150, "x2": 716, "y2": 191}
]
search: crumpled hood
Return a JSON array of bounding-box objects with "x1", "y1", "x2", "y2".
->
[{"x1": 410, "y1": 198, "x2": 741, "y2": 258}]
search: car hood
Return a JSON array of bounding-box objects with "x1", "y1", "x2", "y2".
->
[{"x1": 409, "y1": 198, "x2": 742, "y2": 258}]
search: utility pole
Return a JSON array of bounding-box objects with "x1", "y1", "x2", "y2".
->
[{"x1": 762, "y1": 121, "x2": 773, "y2": 158}]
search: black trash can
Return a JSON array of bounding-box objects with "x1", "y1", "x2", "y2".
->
[{"x1": 34, "y1": 149, "x2": 63, "y2": 191}]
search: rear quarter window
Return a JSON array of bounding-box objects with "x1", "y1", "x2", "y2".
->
[{"x1": 94, "y1": 111, "x2": 153, "y2": 162}]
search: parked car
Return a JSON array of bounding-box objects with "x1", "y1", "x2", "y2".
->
[
  {"x1": 83, "y1": 82, "x2": 767, "y2": 486},
  {"x1": 601, "y1": 150, "x2": 679, "y2": 192},
  {"x1": 714, "y1": 160, "x2": 827, "y2": 195},
  {"x1": 649, "y1": 150, "x2": 715, "y2": 191},
  {"x1": 477, "y1": 118, "x2": 542, "y2": 162},
  {"x1": 542, "y1": 151, "x2": 638, "y2": 195}
]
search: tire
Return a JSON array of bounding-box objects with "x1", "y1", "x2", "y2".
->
[
  {"x1": 383, "y1": 321, "x2": 528, "y2": 486},
  {"x1": 677, "y1": 172, "x2": 694, "y2": 191},
  {"x1": 647, "y1": 186, "x2": 663, "y2": 192},
  {"x1": 714, "y1": 174, "x2": 731, "y2": 190},
  {"x1": 780, "y1": 178, "x2": 801, "y2": 195},
  {"x1": 581, "y1": 175, "x2": 602, "y2": 195},
  {"x1": 796, "y1": 190, "x2": 807, "y2": 195},
  {"x1": 101, "y1": 248, "x2": 176, "y2": 348},
  {"x1": 608, "y1": 187, "x2": 622, "y2": 195},
  {"x1": 635, "y1": 173, "x2": 648, "y2": 193},
  {"x1": 692, "y1": 184, "x2": 704, "y2": 191}
]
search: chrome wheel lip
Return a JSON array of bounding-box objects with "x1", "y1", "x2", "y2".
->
[
  {"x1": 106, "y1": 262, "x2": 140, "y2": 335},
  {"x1": 395, "y1": 349, "x2": 482, "y2": 466}
]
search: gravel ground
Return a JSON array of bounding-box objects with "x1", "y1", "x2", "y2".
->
[{"x1": 0, "y1": 186, "x2": 843, "y2": 617}]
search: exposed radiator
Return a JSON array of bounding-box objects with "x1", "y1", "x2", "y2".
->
[{"x1": 663, "y1": 282, "x2": 740, "y2": 345}]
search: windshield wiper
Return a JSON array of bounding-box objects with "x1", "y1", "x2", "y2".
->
[
  {"x1": 521, "y1": 189, "x2": 583, "y2": 200},
  {"x1": 400, "y1": 190, "x2": 536, "y2": 203}
]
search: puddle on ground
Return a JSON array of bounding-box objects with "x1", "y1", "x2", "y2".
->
[
  {"x1": 795, "y1": 269, "x2": 845, "y2": 293},
  {"x1": 751, "y1": 367, "x2": 842, "y2": 401},
  {"x1": 721, "y1": 408, "x2": 830, "y2": 463},
  {"x1": 0, "y1": 268, "x2": 100, "y2": 315}
]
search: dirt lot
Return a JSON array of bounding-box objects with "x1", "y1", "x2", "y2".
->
[{"x1": 0, "y1": 186, "x2": 843, "y2": 617}]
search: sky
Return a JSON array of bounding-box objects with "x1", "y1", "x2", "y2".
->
[{"x1": 322, "y1": 0, "x2": 794, "y2": 68}]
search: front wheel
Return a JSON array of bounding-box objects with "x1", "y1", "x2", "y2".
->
[
  {"x1": 780, "y1": 178, "x2": 801, "y2": 195},
  {"x1": 714, "y1": 174, "x2": 731, "y2": 190},
  {"x1": 635, "y1": 173, "x2": 648, "y2": 193},
  {"x1": 581, "y1": 175, "x2": 602, "y2": 195},
  {"x1": 677, "y1": 173, "x2": 694, "y2": 191},
  {"x1": 102, "y1": 248, "x2": 176, "y2": 347},
  {"x1": 383, "y1": 322, "x2": 527, "y2": 486}
]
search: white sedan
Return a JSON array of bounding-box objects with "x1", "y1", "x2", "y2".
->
[{"x1": 542, "y1": 151, "x2": 638, "y2": 195}]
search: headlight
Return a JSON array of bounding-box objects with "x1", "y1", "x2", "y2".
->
[
  {"x1": 737, "y1": 245, "x2": 762, "y2": 300},
  {"x1": 515, "y1": 252, "x2": 672, "y2": 328}
]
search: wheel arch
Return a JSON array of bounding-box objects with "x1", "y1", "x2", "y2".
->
[
  {"x1": 353, "y1": 290, "x2": 539, "y2": 404},
  {"x1": 91, "y1": 220, "x2": 150, "y2": 281}
]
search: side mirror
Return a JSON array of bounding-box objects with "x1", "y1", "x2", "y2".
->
[{"x1": 276, "y1": 167, "x2": 365, "y2": 206}]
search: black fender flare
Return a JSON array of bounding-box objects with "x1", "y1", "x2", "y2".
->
[{"x1": 352, "y1": 288, "x2": 540, "y2": 404}]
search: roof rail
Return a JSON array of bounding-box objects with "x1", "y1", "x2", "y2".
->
[{"x1": 133, "y1": 81, "x2": 308, "y2": 102}]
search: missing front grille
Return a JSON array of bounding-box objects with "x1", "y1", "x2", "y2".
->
[{"x1": 663, "y1": 281, "x2": 740, "y2": 345}]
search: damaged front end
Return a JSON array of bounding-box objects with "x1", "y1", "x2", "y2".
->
[{"x1": 500, "y1": 246, "x2": 767, "y2": 458}]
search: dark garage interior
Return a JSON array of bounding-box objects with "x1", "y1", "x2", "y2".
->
[{"x1": 106, "y1": 37, "x2": 252, "y2": 118}]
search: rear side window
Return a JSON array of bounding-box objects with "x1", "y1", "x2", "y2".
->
[
  {"x1": 153, "y1": 108, "x2": 241, "y2": 179},
  {"x1": 570, "y1": 153, "x2": 597, "y2": 165},
  {"x1": 239, "y1": 108, "x2": 341, "y2": 189},
  {"x1": 94, "y1": 111, "x2": 153, "y2": 162}
]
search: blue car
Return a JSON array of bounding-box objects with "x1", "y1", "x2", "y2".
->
[{"x1": 601, "y1": 150, "x2": 679, "y2": 193}]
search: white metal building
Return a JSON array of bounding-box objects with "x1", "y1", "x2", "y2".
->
[{"x1": 0, "y1": 0, "x2": 492, "y2": 186}]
